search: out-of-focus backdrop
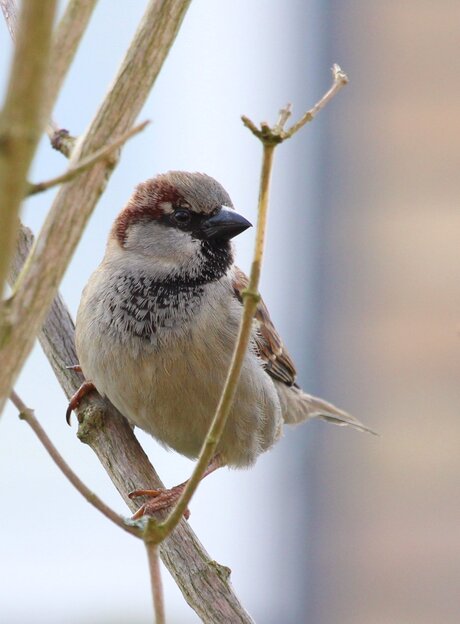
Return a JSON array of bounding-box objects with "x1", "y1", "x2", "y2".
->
[{"x1": 1, "y1": 1, "x2": 459, "y2": 623}]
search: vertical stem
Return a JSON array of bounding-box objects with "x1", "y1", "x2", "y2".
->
[
  {"x1": 146, "y1": 542, "x2": 165, "y2": 624},
  {"x1": 158, "y1": 142, "x2": 277, "y2": 537},
  {"x1": 248, "y1": 143, "x2": 275, "y2": 290}
]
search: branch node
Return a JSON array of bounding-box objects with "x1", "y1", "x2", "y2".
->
[
  {"x1": 29, "y1": 121, "x2": 150, "y2": 196},
  {"x1": 241, "y1": 288, "x2": 261, "y2": 304},
  {"x1": 76, "y1": 403, "x2": 106, "y2": 442},
  {"x1": 143, "y1": 516, "x2": 165, "y2": 544},
  {"x1": 208, "y1": 559, "x2": 232, "y2": 582},
  {"x1": 242, "y1": 64, "x2": 348, "y2": 145},
  {"x1": 50, "y1": 128, "x2": 77, "y2": 158}
]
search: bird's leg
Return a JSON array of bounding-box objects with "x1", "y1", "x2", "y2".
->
[
  {"x1": 66, "y1": 380, "x2": 96, "y2": 424},
  {"x1": 129, "y1": 454, "x2": 222, "y2": 520}
]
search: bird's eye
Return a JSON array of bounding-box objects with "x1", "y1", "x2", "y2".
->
[{"x1": 172, "y1": 208, "x2": 191, "y2": 227}]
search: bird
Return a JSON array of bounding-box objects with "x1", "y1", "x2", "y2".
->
[{"x1": 71, "y1": 170, "x2": 373, "y2": 516}]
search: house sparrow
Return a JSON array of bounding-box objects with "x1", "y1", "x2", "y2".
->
[{"x1": 72, "y1": 171, "x2": 372, "y2": 515}]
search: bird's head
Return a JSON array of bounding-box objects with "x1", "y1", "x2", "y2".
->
[{"x1": 108, "y1": 171, "x2": 251, "y2": 280}]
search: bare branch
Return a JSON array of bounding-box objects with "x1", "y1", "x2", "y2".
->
[
  {"x1": 9, "y1": 223, "x2": 255, "y2": 623},
  {"x1": 285, "y1": 64, "x2": 349, "y2": 137},
  {"x1": 0, "y1": 0, "x2": 192, "y2": 413},
  {"x1": 27, "y1": 120, "x2": 150, "y2": 196},
  {"x1": 0, "y1": 0, "x2": 57, "y2": 298},
  {"x1": 146, "y1": 543, "x2": 166, "y2": 624},
  {"x1": 159, "y1": 65, "x2": 349, "y2": 537},
  {"x1": 274, "y1": 102, "x2": 292, "y2": 133},
  {"x1": 242, "y1": 64, "x2": 348, "y2": 144},
  {"x1": 9, "y1": 390, "x2": 141, "y2": 538}
]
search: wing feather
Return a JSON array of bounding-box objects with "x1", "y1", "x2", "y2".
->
[{"x1": 232, "y1": 267, "x2": 296, "y2": 386}]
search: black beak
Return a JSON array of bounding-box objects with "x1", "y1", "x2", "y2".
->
[{"x1": 200, "y1": 207, "x2": 252, "y2": 241}]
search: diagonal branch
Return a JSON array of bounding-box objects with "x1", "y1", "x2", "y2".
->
[
  {"x1": 0, "y1": 0, "x2": 57, "y2": 299},
  {"x1": 242, "y1": 64, "x2": 349, "y2": 143},
  {"x1": 285, "y1": 64, "x2": 349, "y2": 137},
  {"x1": 9, "y1": 222, "x2": 255, "y2": 622},
  {"x1": 2, "y1": 0, "x2": 98, "y2": 154},
  {"x1": 27, "y1": 120, "x2": 150, "y2": 196},
  {"x1": 9, "y1": 389, "x2": 141, "y2": 538},
  {"x1": 0, "y1": 0, "x2": 192, "y2": 414}
]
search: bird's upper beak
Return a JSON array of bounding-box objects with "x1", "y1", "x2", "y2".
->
[{"x1": 200, "y1": 207, "x2": 252, "y2": 241}]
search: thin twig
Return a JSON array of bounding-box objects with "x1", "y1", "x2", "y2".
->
[
  {"x1": 9, "y1": 390, "x2": 141, "y2": 538},
  {"x1": 0, "y1": 0, "x2": 57, "y2": 298},
  {"x1": 274, "y1": 103, "x2": 292, "y2": 133},
  {"x1": 146, "y1": 542, "x2": 166, "y2": 624},
  {"x1": 157, "y1": 145, "x2": 276, "y2": 539},
  {"x1": 158, "y1": 65, "x2": 349, "y2": 540},
  {"x1": 27, "y1": 120, "x2": 150, "y2": 196},
  {"x1": 285, "y1": 64, "x2": 348, "y2": 138},
  {"x1": 242, "y1": 64, "x2": 348, "y2": 143}
]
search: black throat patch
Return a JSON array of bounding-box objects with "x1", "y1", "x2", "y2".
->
[{"x1": 105, "y1": 241, "x2": 232, "y2": 341}]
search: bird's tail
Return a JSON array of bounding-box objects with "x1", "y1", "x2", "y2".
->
[{"x1": 279, "y1": 384, "x2": 377, "y2": 435}]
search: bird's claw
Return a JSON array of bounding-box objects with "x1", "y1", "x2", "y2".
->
[
  {"x1": 66, "y1": 380, "x2": 96, "y2": 424},
  {"x1": 128, "y1": 485, "x2": 190, "y2": 520}
]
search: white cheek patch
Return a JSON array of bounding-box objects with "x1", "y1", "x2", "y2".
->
[{"x1": 125, "y1": 221, "x2": 202, "y2": 276}]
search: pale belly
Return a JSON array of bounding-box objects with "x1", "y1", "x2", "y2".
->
[
  {"x1": 75, "y1": 266, "x2": 283, "y2": 466},
  {"x1": 77, "y1": 318, "x2": 282, "y2": 467}
]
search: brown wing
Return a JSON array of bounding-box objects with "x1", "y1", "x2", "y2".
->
[{"x1": 232, "y1": 267, "x2": 297, "y2": 386}]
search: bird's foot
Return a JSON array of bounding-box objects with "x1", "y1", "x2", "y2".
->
[
  {"x1": 66, "y1": 380, "x2": 96, "y2": 424},
  {"x1": 128, "y1": 484, "x2": 190, "y2": 520},
  {"x1": 128, "y1": 455, "x2": 223, "y2": 521}
]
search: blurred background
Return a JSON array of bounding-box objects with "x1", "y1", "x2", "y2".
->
[{"x1": 1, "y1": 1, "x2": 459, "y2": 622}]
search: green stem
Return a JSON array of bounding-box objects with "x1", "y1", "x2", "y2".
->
[{"x1": 156, "y1": 143, "x2": 276, "y2": 540}]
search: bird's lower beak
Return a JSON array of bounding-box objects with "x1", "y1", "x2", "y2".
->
[{"x1": 200, "y1": 207, "x2": 252, "y2": 241}]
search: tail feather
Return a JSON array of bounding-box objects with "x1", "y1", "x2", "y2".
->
[{"x1": 278, "y1": 384, "x2": 377, "y2": 435}]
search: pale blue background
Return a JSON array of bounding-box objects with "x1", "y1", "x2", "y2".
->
[{"x1": 1, "y1": 1, "x2": 326, "y2": 622}]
